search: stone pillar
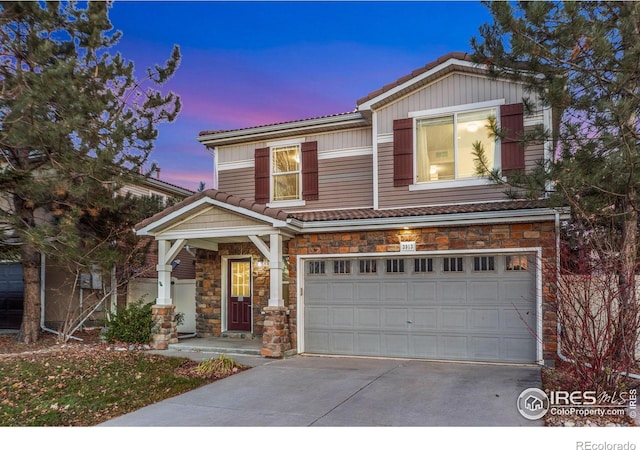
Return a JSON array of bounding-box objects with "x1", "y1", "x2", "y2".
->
[
  {"x1": 261, "y1": 306, "x2": 292, "y2": 358},
  {"x1": 151, "y1": 304, "x2": 178, "y2": 350}
]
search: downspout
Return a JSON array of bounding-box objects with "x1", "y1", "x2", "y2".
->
[
  {"x1": 554, "y1": 210, "x2": 640, "y2": 380},
  {"x1": 39, "y1": 254, "x2": 81, "y2": 341}
]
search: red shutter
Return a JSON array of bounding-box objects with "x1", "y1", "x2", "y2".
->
[
  {"x1": 393, "y1": 118, "x2": 414, "y2": 187},
  {"x1": 500, "y1": 103, "x2": 525, "y2": 172},
  {"x1": 301, "y1": 141, "x2": 319, "y2": 201},
  {"x1": 254, "y1": 147, "x2": 269, "y2": 204}
]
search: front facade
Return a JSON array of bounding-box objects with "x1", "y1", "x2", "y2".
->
[{"x1": 137, "y1": 53, "x2": 567, "y2": 364}]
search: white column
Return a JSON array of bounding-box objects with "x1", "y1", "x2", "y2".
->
[
  {"x1": 156, "y1": 240, "x2": 173, "y2": 305},
  {"x1": 268, "y1": 233, "x2": 283, "y2": 307}
]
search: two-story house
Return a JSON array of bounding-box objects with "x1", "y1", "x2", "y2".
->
[{"x1": 137, "y1": 53, "x2": 567, "y2": 365}]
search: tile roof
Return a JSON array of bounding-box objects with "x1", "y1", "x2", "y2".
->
[{"x1": 288, "y1": 199, "x2": 552, "y2": 222}]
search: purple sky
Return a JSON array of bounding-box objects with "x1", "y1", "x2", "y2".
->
[{"x1": 108, "y1": 1, "x2": 492, "y2": 191}]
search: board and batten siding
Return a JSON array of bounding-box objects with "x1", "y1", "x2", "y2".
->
[
  {"x1": 216, "y1": 128, "x2": 372, "y2": 165},
  {"x1": 376, "y1": 73, "x2": 527, "y2": 135}
]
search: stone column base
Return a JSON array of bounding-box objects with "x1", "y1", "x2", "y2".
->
[
  {"x1": 261, "y1": 306, "x2": 292, "y2": 358},
  {"x1": 151, "y1": 304, "x2": 178, "y2": 350}
]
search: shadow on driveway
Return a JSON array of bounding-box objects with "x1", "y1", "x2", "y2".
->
[{"x1": 98, "y1": 355, "x2": 542, "y2": 427}]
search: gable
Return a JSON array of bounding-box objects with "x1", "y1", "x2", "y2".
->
[
  {"x1": 377, "y1": 72, "x2": 527, "y2": 135},
  {"x1": 162, "y1": 205, "x2": 267, "y2": 233}
]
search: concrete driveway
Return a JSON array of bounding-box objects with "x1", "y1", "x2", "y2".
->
[{"x1": 98, "y1": 355, "x2": 542, "y2": 427}]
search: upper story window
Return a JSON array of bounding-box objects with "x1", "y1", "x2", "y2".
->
[
  {"x1": 393, "y1": 101, "x2": 524, "y2": 190},
  {"x1": 254, "y1": 140, "x2": 318, "y2": 205},
  {"x1": 415, "y1": 108, "x2": 496, "y2": 183},
  {"x1": 272, "y1": 145, "x2": 301, "y2": 202}
]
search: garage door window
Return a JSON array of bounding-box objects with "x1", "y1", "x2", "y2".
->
[
  {"x1": 386, "y1": 259, "x2": 405, "y2": 273},
  {"x1": 334, "y1": 260, "x2": 351, "y2": 274},
  {"x1": 443, "y1": 257, "x2": 464, "y2": 272},
  {"x1": 308, "y1": 261, "x2": 325, "y2": 275},
  {"x1": 359, "y1": 260, "x2": 378, "y2": 274},
  {"x1": 506, "y1": 255, "x2": 528, "y2": 271},
  {"x1": 414, "y1": 258, "x2": 433, "y2": 273},
  {"x1": 473, "y1": 256, "x2": 495, "y2": 272}
]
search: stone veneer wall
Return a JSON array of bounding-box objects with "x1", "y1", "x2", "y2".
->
[
  {"x1": 287, "y1": 221, "x2": 558, "y2": 362},
  {"x1": 195, "y1": 243, "x2": 270, "y2": 337}
]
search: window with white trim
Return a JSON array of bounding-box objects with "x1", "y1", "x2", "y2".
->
[
  {"x1": 271, "y1": 144, "x2": 301, "y2": 201},
  {"x1": 415, "y1": 108, "x2": 497, "y2": 183}
]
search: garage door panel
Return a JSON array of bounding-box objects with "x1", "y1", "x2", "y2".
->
[
  {"x1": 331, "y1": 307, "x2": 354, "y2": 327},
  {"x1": 306, "y1": 306, "x2": 330, "y2": 327},
  {"x1": 383, "y1": 334, "x2": 409, "y2": 356},
  {"x1": 303, "y1": 254, "x2": 537, "y2": 363},
  {"x1": 438, "y1": 281, "x2": 467, "y2": 303},
  {"x1": 331, "y1": 283, "x2": 354, "y2": 301},
  {"x1": 383, "y1": 308, "x2": 409, "y2": 329},
  {"x1": 356, "y1": 308, "x2": 381, "y2": 328},
  {"x1": 470, "y1": 308, "x2": 501, "y2": 330},
  {"x1": 440, "y1": 309, "x2": 468, "y2": 329},
  {"x1": 383, "y1": 282, "x2": 408, "y2": 302},
  {"x1": 409, "y1": 282, "x2": 437, "y2": 302},
  {"x1": 440, "y1": 335, "x2": 469, "y2": 358},
  {"x1": 331, "y1": 332, "x2": 355, "y2": 353},
  {"x1": 410, "y1": 335, "x2": 439, "y2": 358},
  {"x1": 356, "y1": 282, "x2": 382, "y2": 302},
  {"x1": 471, "y1": 336, "x2": 501, "y2": 360},
  {"x1": 410, "y1": 309, "x2": 438, "y2": 329},
  {"x1": 469, "y1": 281, "x2": 500, "y2": 304}
]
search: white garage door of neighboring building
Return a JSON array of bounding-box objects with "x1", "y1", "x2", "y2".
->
[{"x1": 302, "y1": 253, "x2": 537, "y2": 364}]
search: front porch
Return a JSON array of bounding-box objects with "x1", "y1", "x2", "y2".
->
[
  {"x1": 135, "y1": 190, "x2": 298, "y2": 358},
  {"x1": 168, "y1": 335, "x2": 262, "y2": 356}
]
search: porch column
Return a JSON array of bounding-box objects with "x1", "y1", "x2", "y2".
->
[
  {"x1": 156, "y1": 240, "x2": 173, "y2": 305},
  {"x1": 268, "y1": 233, "x2": 283, "y2": 307}
]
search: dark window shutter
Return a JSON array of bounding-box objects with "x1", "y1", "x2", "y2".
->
[
  {"x1": 393, "y1": 118, "x2": 414, "y2": 187},
  {"x1": 500, "y1": 103, "x2": 525, "y2": 172},
  {"x1": 254, "y1": 147, "x2": 269, "y2": 204},
  {"x1": 301, "y1": 141, "x2": 319, "y2": 201}
]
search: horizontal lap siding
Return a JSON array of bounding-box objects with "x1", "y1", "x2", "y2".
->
[
  {"x1": 312, "y1": 155, "x2": 373, "y2": 209},
  {"x1": 218, "y1": 156, "x2": 373, "y2": 210},
  {"x1": 218, "y1": 167, "x2": 255, "y2": 200},
  {"x1": 217, "y1": 128, "x2": 371, "y2": 165}
]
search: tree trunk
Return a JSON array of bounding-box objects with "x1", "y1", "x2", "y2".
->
[
  {"x1": 616, "y1": 198, "x2": 638, "y2": 365},
  {"x1": 15, "y1": 243, "x2": 41, "y2": 343}
]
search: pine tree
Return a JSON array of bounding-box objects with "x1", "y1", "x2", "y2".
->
[
  {"x1": 471, "y1": 1, "x2": 640, "y2": 366},
  {"x1": 0, "y1": 2, "x2": 181, "y2": 342}
]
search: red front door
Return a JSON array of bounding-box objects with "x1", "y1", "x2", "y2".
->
[{"x1": 227, "y1": 259, "x2": 251, "y2": 331}]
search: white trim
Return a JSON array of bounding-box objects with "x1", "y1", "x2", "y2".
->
[
  {"x1": 408, "y1": 99, "x2": 505, "y2": 119},
  {"x1": 267, "y1": 137, "x2": 306, "y2": 147},
  {"x1": 289, "y1": 208, "x2": 567, "y2": 233},
  {"x1": 408, "y1": 178, "x2": 493, "y2": 191},
  {"x1": 317, "y1": 146, "x2": 373, "y2": 160},
  {"x1": 267, "y1": 199, "x2": 306, "y2": 208},
  {"x1": 218, "y1": 159, "x2": 253, "y2": 171},
  {"x1": 296, "y1": 247, "x2": 543, "y2": 365},
  {"x1": 197, "y1": 112, "x2": 367, "y2": 146},
  {"x1": 154, "y1": 225, "x2": 280, "y2": 241},
  {"x1": 377, "y1": 133, "x2": 393, "y2": 144},
  {"x1": 372, "y1": 110, "x2": 379, "y2": 210},
  {"x1": 358, "y1": 59, "x2": 486, "y2": 110}
]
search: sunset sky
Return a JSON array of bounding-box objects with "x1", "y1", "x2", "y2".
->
[{"x1": 108, "y1": 1, "x2": 492, "y2": 191}]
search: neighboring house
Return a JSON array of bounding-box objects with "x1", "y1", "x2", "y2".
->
[
  {"x1": 137, "y1": 52, "x2": 569, "y2": 365},
  {"x1": 0, "y1": 173, "x2": 196, "y2": 333}
]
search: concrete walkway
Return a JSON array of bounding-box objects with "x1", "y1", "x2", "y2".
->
[{"x1": 99, "y1": 354, "x2": 542, "y2": 427}]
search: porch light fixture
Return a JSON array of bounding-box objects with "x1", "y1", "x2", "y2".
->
[{"x1": 255, "y1": 258, "x2": 269, "y2": 270}]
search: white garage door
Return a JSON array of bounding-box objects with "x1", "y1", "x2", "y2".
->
[{"x1": 303, "y1": 253, "x2": 537, "y2": 363}]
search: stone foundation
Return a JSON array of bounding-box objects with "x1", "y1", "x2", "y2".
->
[
  {"x1": 261, "y1": 306, "x2": 292, "y2": 358},
  {"x1": 151, "y1": 304, "x2": 178, "y2": 350}
]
